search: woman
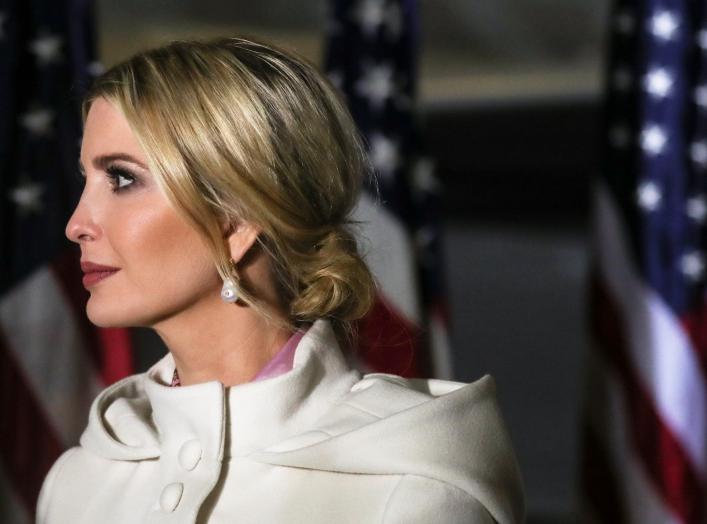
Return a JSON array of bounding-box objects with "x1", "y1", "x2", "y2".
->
[{"x1": 37, "y1": 37, "x2": 524, "y2": 523}]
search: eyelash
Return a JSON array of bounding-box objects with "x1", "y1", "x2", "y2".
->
[{"x1": 105, "y1": 165, "x2": 136, "y2": 193}]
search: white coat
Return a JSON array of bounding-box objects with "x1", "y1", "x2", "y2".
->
[{"x1": 37, "y1": 319, "x2": 524, "y2": 523}]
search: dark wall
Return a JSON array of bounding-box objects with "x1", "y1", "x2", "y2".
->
[{"x1": 425, "y1": 96, "x2": 600, "y2": 226}]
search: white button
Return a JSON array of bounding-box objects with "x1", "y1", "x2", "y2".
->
[
  {"x1": 178, "y1": 439, "x2": 202, "y2": 471},
  {"x1": 159, "y1": 482, "x2": 183, "y2": 513}
]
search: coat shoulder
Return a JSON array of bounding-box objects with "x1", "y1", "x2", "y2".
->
[
  {"x1": 36, "y1": 445, "x2": 116, "y2": 523},
  {"x1": 382, "y1": 475, "x2": 496, "y2": 524},
  {"x1": 343, "y1": 372, "x2": 495, "y2": 416},
  {"x1": 37, "y1": 447, "x2": 77, "y2": 523},
  {"x1": 252, "y1": 373, "x2": 525, "y2": 524},
  {"x1": 316, "y1": 372, "x2": 504, "y2": 444}
]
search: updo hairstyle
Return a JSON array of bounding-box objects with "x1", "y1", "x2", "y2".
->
[{"x1": 82, "y1": 37, "x2": 376, "y2": 341}]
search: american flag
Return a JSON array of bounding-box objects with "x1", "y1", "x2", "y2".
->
[
  {"x1": 324, "y1": 0, "x2": 452, "y2": 379},
  {"x1": 583, "y1": 0, "x2": 707, "y2": 521},
  {"x1": 0, "y1": 1, "x2": 133, "y2": 522}
]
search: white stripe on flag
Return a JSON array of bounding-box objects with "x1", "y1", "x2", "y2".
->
[
  {"x1": 0, "y1": 267, "x2": 102, "y2": 446},
  {"x1": 600, "y1": 359, "x2": 681, "y2": 524},
  {"x1": 594, "y1": 182, "x2": 707, "y2": 475},
  {"x1": 352, "y1": 191, "x2": 421, "y2": 324}
]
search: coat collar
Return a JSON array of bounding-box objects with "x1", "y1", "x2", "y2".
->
[
  {"x1": 80, "y1": 319, "x2": 361, "y2": 461},
  {"x1": 78, "y1": 319, "x2": 525, "y2": 524}
]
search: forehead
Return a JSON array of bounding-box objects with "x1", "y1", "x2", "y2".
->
[{"x1": 81, "y1": 98, "x2": 146, "y2": 162}]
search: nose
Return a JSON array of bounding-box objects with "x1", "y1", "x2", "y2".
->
[{"x1": 65, "y1": 194, "x2": 101, "y2": 244}]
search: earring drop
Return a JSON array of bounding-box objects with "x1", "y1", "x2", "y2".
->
[{"x1": 220, "y1": 278, "x2": 239, "y2": 303}]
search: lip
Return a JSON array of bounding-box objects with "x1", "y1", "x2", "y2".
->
[
  {"x1": 81, "y1": 260, "x2": 120, "y2": 289},
  {"x1": 81, "y1": 261, "x2": 120, "y2": 273}
]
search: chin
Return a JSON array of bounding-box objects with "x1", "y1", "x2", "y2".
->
[
  {"x1": 85, "y1": 295, "x2": 143, "y2": 328},
  {"x1": 85, "y1": 306, "x2": 132, "y2": 328}
]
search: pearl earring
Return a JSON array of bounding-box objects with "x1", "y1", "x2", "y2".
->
[{"x1": 220, "y1": 278, "x2": 239, "y2": 303}]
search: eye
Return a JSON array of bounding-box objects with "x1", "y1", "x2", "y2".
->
[{"x1": 106, "y1": 165, "x2": 136, "y2": 193}]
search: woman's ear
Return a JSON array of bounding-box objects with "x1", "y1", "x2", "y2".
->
[{"x1": 226, "y1": 221, "x2": 261, "y2": 264}]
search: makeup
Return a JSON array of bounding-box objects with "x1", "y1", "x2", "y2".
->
[{"x1": 81, "y1": 261, "x2": 121, "y2": 288}]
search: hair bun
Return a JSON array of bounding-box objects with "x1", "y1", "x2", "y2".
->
[{"x1": 291, "y1": 227, "x2": 375, "y2": 323}]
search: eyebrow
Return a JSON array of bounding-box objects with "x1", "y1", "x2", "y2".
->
[{"x1": 78, "y1": 153, "x2": 149, "y2": 174}]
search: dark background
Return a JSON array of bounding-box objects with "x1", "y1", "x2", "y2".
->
[{"x1": 100, "y1": 1, "x2": 609, "y2": 521}]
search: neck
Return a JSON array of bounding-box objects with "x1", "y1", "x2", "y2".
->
[{"x1": 152, "y1": 294, "x2": 293, "y2": 387}]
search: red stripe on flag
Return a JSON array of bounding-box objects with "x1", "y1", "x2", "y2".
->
[
  {"x1": 0, "y1": 327, "x2": 63, "y2": 519},
  {"x1": 590, "y1": 270, "x2": 704, "y2": 523},
  {"x1": 356, "y1": 293, "x2": 427, "y2": 377},
  {"x1": 679, "y1": 307, "x2": 707, "y2": 381},
  {"x1": 98, "y1": 327, "x2": 133, "y2": 385}
]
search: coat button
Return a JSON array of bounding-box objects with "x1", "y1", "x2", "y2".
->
[
  {"x1": 159, "y1": 482, "x2": 184, "y2": 512},
  {"x1": 178, "y1": 439, "x2": 202, "y2": 471}
]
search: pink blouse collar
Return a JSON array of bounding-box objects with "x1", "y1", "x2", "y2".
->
[{"x1": 169, "y1": 328, "x2": 307, "y2": 387}]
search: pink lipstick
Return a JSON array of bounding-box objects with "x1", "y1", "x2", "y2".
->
[{"x1": 81, "y1": 261, "x2": 120, "y2": 288}]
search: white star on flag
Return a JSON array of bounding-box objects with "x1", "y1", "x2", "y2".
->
[
  {"x1": 644, "y1": 68, "x2": 673, "y2": 98},
  {"x1": 355, "y1": 63, "x2": 396, "y2": 109},
  {"x1": 353, "y1": 0, "x2": 386, "y2": 37},
  {"x1": 20, "y1": 107, "x2": 55, "y2": 137},
  {"x1": 690, "y1": 141, "x2": 707, "y2": 167},
  {"x1": 680, "y1": 251, "x2": 705, "y2": 281},
  {"x1": 383, "y1": 3, "x2": 403, "y2": 38},
  {"x1": 415, "y1": 226, "x2": 434, "y2": 248},
  {"x1": 415, "y1": 226, "x2": 435, "y2": 256},
  {"x1": 687, "y1": 196, "x2": 707, "y2": 222},
  {"x1": 29, "y1": 34, "x2": 64, "y2": 65},
  {"x1": 641, "y1": 125, "x2": 667, "y2": 155},
  {"x1": 695, "y1": 85, "x2": 707, "y2": 108},
  {"x1": 637, "y1": 181, "x2": 662, "y2": 211},
  {"x1": 8, "y1": 180, "x2": 44, "y2": 215},
  {"x1": 649, "y1": 10, "x2": 679, "y2": 41},
  {"x1": 328, "y1": 70, "x2": 344, "y2": 90},
  {"x1": 615, "y1": 9, "x2": 635, "y2": 34},
  {"x1": 412, "y1": 158, "x2": 440, "y2": 194},
  {"x1": 698, "y1": 29, "x2": 707, "y2": 50},
  {"x1": 369, "y1": 133, "x2": 401, "y2": 179},
  {"x1": 352, "y1": 0, "x2": 403, "y2": 39},
  {"x1": 87, "y1": 61, "x2": 105, "y2": 77},
  {"x1": 415, "y1": 227, "x2": 437, "y2": 268}
]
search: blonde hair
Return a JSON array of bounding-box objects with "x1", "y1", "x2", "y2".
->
[{"x1": 83, "y1": 36, "x2": 376, "y2": 342}]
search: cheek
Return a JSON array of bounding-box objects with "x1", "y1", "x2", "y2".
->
[
  {"x1": 106, "y1": 202, "x2": 220, "y2": 308},
  {"x1": 89, "y1": 200, "x2": 221, "y2": 325},
  {"x1": 152, "y1": 231, "x2": 219, "y2": 295}
]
